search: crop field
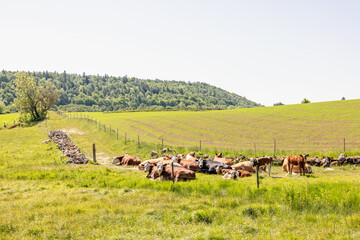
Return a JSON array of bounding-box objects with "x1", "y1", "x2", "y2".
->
[
  {"x1": 70, "y1": 99, "x2": 360, "y2": 155},
  {"x1": 0, "y1": 112, "x2": 360, "y2": 239}
]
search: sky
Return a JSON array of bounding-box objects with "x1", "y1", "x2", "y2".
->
[{"x1": 1, "y1": 0, "x2": 359, "y2": 106}]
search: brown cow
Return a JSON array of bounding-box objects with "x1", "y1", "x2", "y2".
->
[
  {"x1": 287, "y1": 154, "x2": 308, "y2": 176},
  {"x1": 143, "y1": 163, "x2": 160, "y2": 180},
  {"x1": 138, "y1": 157, "x2": 165, "y2": 170},
  {"x1": 231, "y1": 161, "x2": 256, "y2": 173},
  {"x1": 237, "y1": 170, "x2": 252, "y2": 178},
  {"x1": 222, "y1": 171, "x2": 239, "y2": 180},
  {"x1": 113, "y1": 154, "x2": 141, "y2": 166},
  {"x1": 157, "y1": 162, "x2": 196, "y2": 182},
  {"x1": 282, "y1": 157, "x2": 312, "y2": 174},
  {"x1": 214, "y1": 153, "x2": 233, "y2": 166},
  {"x1": 179, "y1": 159, "x2": 200, "y2": 172}
]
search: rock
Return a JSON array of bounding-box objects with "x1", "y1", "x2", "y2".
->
[{"x1": 48, "y1": 130, "x2": 88, "y2": 164}]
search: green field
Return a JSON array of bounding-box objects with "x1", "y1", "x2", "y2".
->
[
  {"x1": 0, "y1": 111, "x2": 360, "y2": 239},
  {"x1": 65, "y1": 99, "x2": 360, "y2": 156}
]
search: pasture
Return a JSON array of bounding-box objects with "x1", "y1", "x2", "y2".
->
[
  {"x1": 0, "y1": 111, "x2": 360, "y2": 239},
  {"x1": 70, "y1": 99, "x2": 360, "y2": 156}
]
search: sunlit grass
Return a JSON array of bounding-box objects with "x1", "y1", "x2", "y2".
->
[{"x1": 0, "y1": 112, "x2": 360, "y2": 239}]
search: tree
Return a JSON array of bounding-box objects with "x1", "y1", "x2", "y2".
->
[
  {"x1": 301, "y1": 98, "x2": 310, "y2": 104},
  {"x1": 341, "y1": 97, "x2": 345, "y2": 100},
  {"x1": 14, "y1": 72, "x2": 59, "y2": 121},
  {"x1": 0, "y1": 100, "x2": 5, "y2": 114},
  {"x1": 273, "y1": 102, "x2": 284, "y2": 106}
]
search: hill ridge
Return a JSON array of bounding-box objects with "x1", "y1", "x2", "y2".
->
[{"x1": 0, "y1": 70, "x2": 261, "y2": 112}]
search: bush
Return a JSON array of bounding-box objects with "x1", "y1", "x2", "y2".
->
[{"x1": 301, "y1": 98, "x2": 310, "y2": 104}]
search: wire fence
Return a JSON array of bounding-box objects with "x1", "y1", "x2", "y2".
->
[{"x1": 57, "y1": 112, "x2": 360, "y2": 155}]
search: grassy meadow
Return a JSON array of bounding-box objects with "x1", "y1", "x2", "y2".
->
[
  {"x1": 69, "y1": 99, "x2": 360, "y2": 156},
  {"x1": 0, "y1": 111, "x2": 360, "y2": 239}
]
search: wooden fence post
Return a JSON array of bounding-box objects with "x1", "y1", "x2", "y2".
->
[
  {"x1": 256, "y1": 165, "x2": 259, "y2": 188},
  {"x1": 117, "y1": 128, "x2": 119, "y2": 140},
  {"x1": 171, "y1": 160, "x2": 175, "y2": 183},
  {"x1": 268, "y1": 162, "x2": 272, "y2": 177},
  {"x1": 93, "y1": 143, "x2": 96, "y2": 163}
]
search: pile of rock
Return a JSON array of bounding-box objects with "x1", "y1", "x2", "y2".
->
[{"x1": 48, "y1": 130, "x2": 88, "y2": 164}]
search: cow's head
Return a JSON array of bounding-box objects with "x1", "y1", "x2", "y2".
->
[
  {"x1": 172, "y1": 156, "x2": 179, "y2": 163},
  {"x1": 157, "y1": 162, "x2": 164, "y2": 175},
  {"x1": 144, "y1": 163, "x2": 152, "y2": 172},
  {"x1": 198, "y1": 159, "x2": 204, "y2": 168},
  {"x1": 216, "y1": 165, "x2": 223, "y2": 174},
  {"x1": 301, "y1": 154, "x2": 309, "y2": 161},
  {"x1": 230, "y1": 170, "x2": 237, "y2": 179},
  {"x1": 188, "y1": 152, "x2": 195, "y2": 157},
  {"x1": 250, "y1": 158, "x2": 257, "y2": 165}
]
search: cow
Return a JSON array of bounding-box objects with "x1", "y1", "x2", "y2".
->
[
  {"x1": 150, "y1": 151, "x2": 159, "y2": 158},
  {"x1": 216, "y1": 166, "x2": 252, "y2": 178},
  {"x1": 185, "y1": 152, "x2": 198, "y2": 161},
  {"x1": 143, "y1": 163, "x2": 160, "y2": 180},
  {"x1": 231, "y1": 161, "x2": 256, "y2": 173},
  {"x1": 112, "y1": 154, "x2": 141, "y2": 166},
  {"x1": 282, "y1": 157, "x2": 312, "y2": 174},
  {"x1": 198, "y1": 159, "x2": 232, "y2": 174},
  {"x1": 250, "y1": 156, "x2": 273, "y2": 175},
  {"x1": 157, "y1": 162, "x2": 196, "y2": 182},
  {"x1": 237, "y1": 170, "x2": 252, "y2": 178},
  {"x1": 138, "y1": 157, "x2": 165, "y2": 170},
  {"x1": 286, "y1": 154, "x2": 308, "y2": 176},
  {"x1": 306, "y1": 157, "x2": 321, "y2": 166},
  {"x1": 179, "y1": 158, "x2": 200, "y2": 172},
  {"x1": 214, "y1": 153, "x2": 233, "y2": 166},
  {"x1": 222, "y1": 171, "x2": 239, "y2": 180},
  {"x1": 321, "y1": 157, "x2": 332, "y2": 168},
  {"x1": 216, "y1": 166, "x2": 233, "y2": 175}
]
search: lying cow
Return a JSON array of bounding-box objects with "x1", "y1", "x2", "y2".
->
[
  {"x1": 214, "y1": 153, "x2": 233, "y2": 166},
  {"x1": 231, "y1": 161, "x2": 256, "y2": 173},
  {"x1": 198, "y1": 159, "x2": 232, "y2": 174},
  {"x1": 222, "y1": 171, "x2": 239, "y2": 180},
  {"x1": 112, "y1": 154, "x2": 141, "y2": 166},
  {"x1": 321, "y1": 157, "x2": 332, "y2": 168},
  {"x1": 217, "y1": 166, "x2": 252, "y2": 178},
  {"x1": 144, "y1": 163, "x2": 160, "y2": 180},
  {"x1": 138, "y1": 157, "x2": 165, "y2": 170},
  {"x1": 179, "y1": 158, "x2": 200, "y2": 172},
  {"x1": 157, "y1": 162, "x2": 196, "y2": 182}
]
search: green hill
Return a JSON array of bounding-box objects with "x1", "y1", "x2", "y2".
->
[
  {"x1": 0, "y1": 70, "x2": 261, "y2": 112},
  {"x1": 68, "y1": 99, "x2": 360, "y2": 155}
]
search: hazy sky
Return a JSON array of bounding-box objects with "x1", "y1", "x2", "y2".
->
[{"x1": 1, "y1": 0, "x2": 359, "y2": 106}]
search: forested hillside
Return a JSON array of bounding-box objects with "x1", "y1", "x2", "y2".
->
[{"x1": 0, "y1": 70, "x2": 261, "y2": 112}]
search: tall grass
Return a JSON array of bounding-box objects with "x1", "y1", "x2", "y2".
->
[{"x1": 1, "y1": 112, "x2": 360, "y2": 239}]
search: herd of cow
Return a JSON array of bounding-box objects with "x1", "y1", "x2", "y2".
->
[{"x1": 111, "y1": 151, "x2": 359, "y2": 182}]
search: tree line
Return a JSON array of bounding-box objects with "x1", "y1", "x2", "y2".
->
[{"x1": 0, "y1": 70, "x2": 261, "y2": 113}]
